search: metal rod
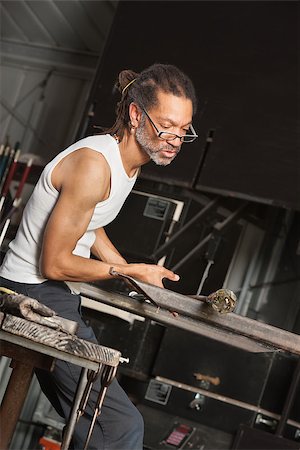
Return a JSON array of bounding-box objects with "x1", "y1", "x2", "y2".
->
[
  {"x1": 78, "y1": 368, "x2": 102, "y2": 417},
  {"x1": 0, "y1": 149, "x2": 20, "y2": 198},
  {"x1": 196, "y1": 259, "x2": 214, "y2": 295},
  {"x1": 14, "y1": 158, "x2": 33, "y2": 200},
  {"x1": 0, "y1": 150, "x2": 21, "y2": 215},
  {"x1": 171, "y1": 202, "x2": 248, "y2": 272},
  {"x1": 0, "y1": 198, "x2": 22, "y2": 248},
  {"x1": 60, "y1": 367, "x2": 89, "y2": 450},
  {"x1": 80, "y1": 283, "x2": 300, "y2": 355},
  {"x1": 0, "y1": 147, "x2": 10, "y2": 181},
  {"x1": 0, "y1": 218, "x2": 11, "y2": 248},
  {"x1": 0, "y1": 148, "x2": 14, "y2": 193},
  {"x1": 82, "y1": 389, "x2": 107, "y2": 450},
  {"x1": 152, "y1": 198, "x2": 219, "y2": 259},
  {"x1": 171, "y1": 232, "x2": 212, "y2": 271},
  {"x1": 275, "y1": 357, "x2": 300, "y2": 436},
  {"x1": 155, "y1": 375, "x2": 300, "y2": 429},
  {"x1": 83, "y1": 365, "x2": 117, "y2": 450}
]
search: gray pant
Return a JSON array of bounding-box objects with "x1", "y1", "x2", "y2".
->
[{"x1": 0, "y1": 276, "x2": 144, "y2": 450}]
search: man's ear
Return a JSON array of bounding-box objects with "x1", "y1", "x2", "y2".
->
[{"x1": 129, "y1": 103, "x2": 142, "y2": 128}]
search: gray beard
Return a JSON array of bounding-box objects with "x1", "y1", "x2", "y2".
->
[{"x1": 135, "y1": 119, "x2": 178, "y2": 166}]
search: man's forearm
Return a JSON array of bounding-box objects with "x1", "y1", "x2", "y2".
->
[
  {"x1": 91, "y1": 245, "x2": 127, "y2": 265},
  {"x1": 40, "y1": 253, "x2": 128, "y2": 282}
]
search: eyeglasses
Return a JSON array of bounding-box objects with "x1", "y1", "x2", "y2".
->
[{"x1": 142, "y1": 108, "x2": 198, "y2": 143}]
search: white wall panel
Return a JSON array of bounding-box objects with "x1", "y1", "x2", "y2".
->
[
  {"x1": 0, "y1": 0, "x2": 117, "y2": 163},
  {"x1": 0, "y1": 63, "x2": 91, "y2": 162}
]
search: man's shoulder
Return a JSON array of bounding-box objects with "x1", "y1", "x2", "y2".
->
[{"x1": 72, "y1": 134, "x2": 115, "y2": 151}]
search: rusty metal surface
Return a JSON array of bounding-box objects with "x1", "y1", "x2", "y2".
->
[
  {"x1": 0, "y1": 314, "x2": 121, "y2": 368},
  {"x1": 0, "y1": 360, "x2": 33, "y2": 450},
  {"x1": 0, "y1": 290, "x2": 79, "y2": 334},
  {"x1": 80, "y1": 283, "x2": 300, "y2": 356},
  {"x1": 0, "y1": 340, "x2": 55, "y2": 371}
]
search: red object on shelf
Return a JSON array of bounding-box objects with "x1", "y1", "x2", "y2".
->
[{"x1": 39, "y1": 436, "x2": 61, "y2": 450}]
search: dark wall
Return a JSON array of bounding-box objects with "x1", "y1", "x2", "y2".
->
[{"x1": 79, "y1": 1, "x2": 298, "y2": 210}]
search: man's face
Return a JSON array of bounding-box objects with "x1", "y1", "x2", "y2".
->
[{"x1": 135, "y1": 91, "x2": 193, "y2": 166}]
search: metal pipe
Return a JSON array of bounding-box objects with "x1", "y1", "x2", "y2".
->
[
  {"x1": 171, "y1": 232, "x2": 212, "y2": 271},
  {"x1": 275, "y1": 357, "x2": 300, "y2": 436},
  {"x1": 171, "y1": 202, "x2": 248, "y2": 272},
  {"x1": 155, "y1": 375, "x2": 300, "y2": 430},
  {"x1": 14, "y1": 158, "x2": 33, "y2": 200},
  {"x1": 60, "y1": 367, "x2": 89, "y2": 450},
  {"x1": 152, "y1": 198, "x2": 219, "y2": 259},
  {"x1": 0, "y1": 149, "x2": 21, "y2": 214},
  {"x1": 83, "y1": 365, "x2": 117, "y2": 450}
]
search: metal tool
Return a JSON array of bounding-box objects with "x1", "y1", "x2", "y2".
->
[
  {"x1": 109, "y1": 267, "x2": 160, "y2": 308},
  {"x1": 60, "y1": 358, "x2": 126, "y2": 449},
  {"x1": 0, "y1": 288, "x2": 79, "y2": 334},
  {"x1": 109, "y1": 268, "x2": 237, "y2": 315},
  {"x1": 109, "y1": 267, "x2": 180, "y2": 317},
  {"x1": 77, "y1": 368, "x2": 102, "y2": 419},
  {"x1": 60, "y1": 363, "x2": 118, "y2": 450},
  {"x1": 83, "y1": 364, "x2": 118, "y2": 450}
]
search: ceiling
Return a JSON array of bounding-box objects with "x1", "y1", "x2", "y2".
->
[{"x1": 0, "y1": 0, "x2": 118, "y2": 73}]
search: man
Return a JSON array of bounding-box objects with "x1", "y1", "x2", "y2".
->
[{"x1": 0, "y1": 63, "x2": 198, "y2": 449}]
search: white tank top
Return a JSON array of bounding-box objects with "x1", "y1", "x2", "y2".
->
[{"x1": 0, "y1": 134, "x2": 137, "y2": 284}]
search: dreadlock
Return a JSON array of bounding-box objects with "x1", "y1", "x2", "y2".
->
[{"x1": 101, "y1": 63, "x2": 197, "y2": 141}]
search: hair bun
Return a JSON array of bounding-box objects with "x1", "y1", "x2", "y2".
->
[{"x1": 116, "y1": 69, "x2": 139, "y2": 94}]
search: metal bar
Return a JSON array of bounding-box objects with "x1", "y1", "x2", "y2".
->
[
  {"x1": 80, "y1": 286, "x2": 273, "y2": 354},
  {"x1": 115, "y1": 271, "x2": 236, "y2": 314},
  {"x1": 0, "y1": 76, "x2": 48, "y2": 125},
  {"x1": 24, "y1": 1, "x2": 58, "y2": 46},
  {"x1": 171, "y1": 202, "x2": 248, "y2": 272},
  {"x1": 152, "y1": 198, "x2": 219, "y2": 259},
  {"x1": 14, "y1": 158, "x2": 33, "y2": 200},
  {"x1": 0, "y1": 147, "x2": 10, "y2": 181},
  {"x1": 60, "y1": 367, "x2": 89, "y2": 450},
  {"x1": 0, "y1": 149, "x2": 20, "y2": 202},
  {"x1": 83, "y1": 365, "x2": 118, "y2": 450},
  {"x1": 0, "y1": 361, "x2": 34, "y2": 450},
  {"x1": 155, "y1": 376, "x2": 300, "y2": 430},
  {"x1": 0, "y1": 97, "x2": 50, "y2": 149},
  {"x1": 250, "y1": 351, "x2": 277, "y2": 428},
  {"x1": 275, "y1": 357, "x2": 300, "y2": 436},
  {"x1": 0, "y1": 148, "x2": 14, "y2": 193},
  {"x1": 171, "y1": 232, "x2": 212, "y2": 272},
  {"x1": 1, "y1": 40, "x2": 96, "y2": 79},
  {"x1": 78, "y1": 369, "x2": 101, "y2": 417},
  {"x1": 80, "y1": 283, "x2": 300, "y2": 356}
]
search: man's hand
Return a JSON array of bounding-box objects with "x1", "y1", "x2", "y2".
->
[{"x1": 119, "y1": 263, "x2": 180, "y2": 288}]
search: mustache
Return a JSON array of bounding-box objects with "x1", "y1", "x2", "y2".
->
[{"x1": 160, "y1": 145, "x2": 181, "y2": 152}]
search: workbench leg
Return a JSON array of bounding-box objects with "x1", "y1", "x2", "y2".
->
[
  {"x1": 0, "y1": 361, "x2": 34, "y2": 450},
  {"x1": 60, "y1": 367, "x2": 89, "y2": 450}
]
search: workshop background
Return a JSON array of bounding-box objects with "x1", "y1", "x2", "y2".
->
[{"x1": 0, "y1": 1, "x2": 299, "y2": 450}]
